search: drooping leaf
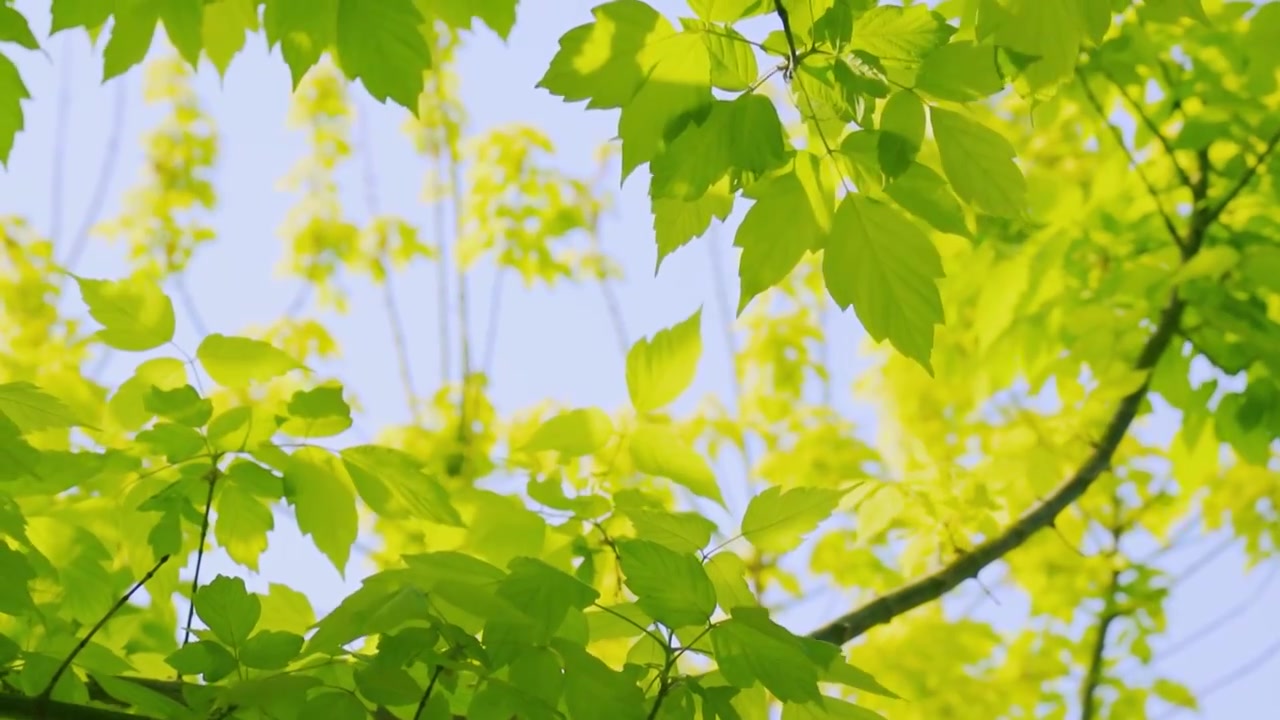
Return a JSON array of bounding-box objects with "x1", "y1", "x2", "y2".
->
[
  {"x1": 883, "y1": 162, "x2": 970, "y2": 237},
  {"x1": 0, "y1": 52, "x2": 28, "y2": 165},
  {"x1": 202, "y1": 0, "x2": 259, "y2": 76},
  {"x1": 711, "y1": 607, "x2": 822, "y2": 703},
  {"x1": 915, "y1": 41, "x2": 1005, "y2": 102},
  {"x1": 628, "y1": 423, "x2": 723, "y2": 505},
  {"x1": 823, "y1": 192, "x2": 944, "y2": 372},
  {"x1": 625, "y1": 309, "x2": 702, "y2": 412},
  {"x1": 617, "y1": 30, "x2": 714, "y2": 178},
  {"x1": 334, "y1": 0, "x2": 430, "y2": 110},
  {"x1": 735, "y1": 152, "x2": 833, "y2": 312},
  {"x1": 930, "y1": 106, "x2": 1026, "y2": 217},
  {"x1": 0, "y1": 5, "x2": 39, "y2": 49},
  {"x1": 538, "y1": 0, "x2": 673, "y2": 109},
  {"x1": 214, "y1": 481, "x2": 274, "y2": 571},
  {"x1": 876, "y1": 90, "x2": 925, "y2": 179},
  {"x1": 263, "y1": 0, "x2": 338, "y2": 87},
  {"x1": 51, "y1": 0, "x2": 113, "y2": 34},
  {"x1": 284, "y1": 447, "x2": 359, "y2": 573},
  {"x1": 102, "y1": 0, "x2": 161, "y2": 80}
]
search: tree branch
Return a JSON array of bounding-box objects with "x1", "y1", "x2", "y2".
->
[
  {"x1": 807, "y1": 293, "x2": 1186, "y2": 646},
  {"x1": 1079, "y1": 573, "x2": 1119, "y2": 720}
]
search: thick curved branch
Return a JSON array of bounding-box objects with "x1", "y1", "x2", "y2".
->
[{"x1": 808, "y1": 295, "x2": 1186, "y2": 646}]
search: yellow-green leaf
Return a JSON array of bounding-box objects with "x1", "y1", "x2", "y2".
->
[
  {"x1": 625, "y1": 308, "x2": 703, "y2": 412},
  {"x1": 628, "y1": 423, "x2": 723, "y2": 505}
]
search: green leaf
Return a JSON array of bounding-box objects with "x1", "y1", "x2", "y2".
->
[
  {"x1": 0, "y1": 546, "x2": 35, "y2": 614},
  {"x1": 823, "y1": 192, "x2": 944, "y2": 372},
  {"x1": 797, "y1": 638, "x2": 899, "y2": 698},
  {"x1": 1140, "y1": 0, "x2": 1210, "y2": 26},
  {"x1": 0, "y1": 382, "x2": 91, "y2": 432},
  {"x1": 51, "y1": 0, "x2": 113, "y2": 34},
  {"x1": 102, "y1": 0, "x2": 160, "y2": 81},
  {"x1": 915, "y1": 41, "x2": 1005, "y2": 102},
  {"x1": 196, "y1": 334, "x2": 305, "y2": 388},
  {"x1": 164, "y1": 641, "x2": 238, "y2": 682},
  {"x1": 877, "y1": 90, "x2": 925, "y2": 179},
  {"x1": 930, "y1": 107, "x2": 1026, "y2": 217},
  {"x1": 108, "y1": 358, "x2": 188, "y2": 430},
  {"x1": 263, "y1": 0, "x2": 337, "y2": 87},
  {"x1": 618, "y1": 30, "x2": 714, "y2": 178},
  {"x1": 202, "y1": 0, "x2": 259, "y2": 76},
  {"x1": 239, "y1": 630, "x2": 304, "y2": 670},
  {"x1": 653, "y1": 178, "x2": 734, "y2": 269},
  {"x1": 711, "y1": 607, "x2": 822, "y2": 703},
  {"x1": 651, "y1": 104, "x2": 733, "y2": 201},
  {"x1": 284, "y1": 447, "x2": 359, "y2": 573},
  {"x1": 424, "y1": 0, "x2": 518, "y2": 38},
  {"x1": 523, "y1": 408, "x2": 615, "y2": 457},
  {"x1": 735, "y1": 152, "x2": 832, "y2": 312},
  {"x1": 695, "y1": 22, "x2": 757, "y2": 91},
  {"x1": 354, "y1": 662, "x2": 421, "y2": 706},
  {"x1": 214, "y1": 481, "x2": 274, "y2": 571},
  {"x1": 538, "y1": 0, "x2": 673, "y2": 109},
  {"x1": 498, "y1": 558, "x2": 600, "y2": 642},
  {"x1": 555, "y1": 640, "x2": 647, "y2": 720},
  {"x1": 207, "y1": 405, "x2": 281, "y2": 452},
  {"x1": 283, "y1": 384, "x2": 352, "y2": 437},
  {"x1": 781, "y1": 695, "x2": 887, "y2": 720},
  {"x1": 989, "y1": 0, "x2": 1084, "y2": 93},
  {"x1": 341, "y1": 445, "x2": 464, "y2": 526},
  {"x1": 850, "y1": 4, "x2": 953, "y2": 66},
  {"x1": 741, "y1": 486, "x2": 845, "y2": 554},
  {"x1": 159, "y1": 0, "x2": 203, "y2": 66},
  {"x1": 628, "y1": 423, "x2": 723, "y2": 505},
  {"x1": 0, "y1": 52, "x2": 28, "y2": 165},
  {"x1": 625, "y1": 308, "x2": 702, "y2": 412},
  {"x1": 300, "y1": 690, "x2": 368, "y2": 720},
  {"x1": 0, "y1": 6, "x2": 39, "y2": 49},
  {"x1": 334, "y1": 0, "x2": 430, "y2": 110},
  {"x1": 74, "y1": 275, "x2": 176, "y2": 351},
  {"x1": 704, "y1": 551, "x2": 756, "y2": 611},
  {"x1": 617, "y1": 539, "x2": 716, "y2": 628},
  {"x1": 136, "y1": 422, "x2": 205, "y2": 462},
  {"x1": 144, "y1": 385, "x2": 213, "y2": 428},
  {"x1": 622, "y1": 506, "x2": 717, "y2": 555},
  {"x1": 193, "y1": 575, "x2": 262, "y2": 648},
  {"x1": 688, "y1": 0, "x2": 768, "y2": 23},
  {"x1": 884, "y1": 162, "x2": 970, "y2": 237},
  {"x1": 1153, "y1": 678, "x2": 1198, "y2": 710}
]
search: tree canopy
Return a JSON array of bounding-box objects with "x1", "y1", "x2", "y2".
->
[{"x1": 0, "y1": 1, "x2": 1279, "y2": 719}]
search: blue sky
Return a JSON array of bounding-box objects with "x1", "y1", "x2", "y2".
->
[{"x1": 1, "y1": 1, "x2": 1277, "y2": 717}]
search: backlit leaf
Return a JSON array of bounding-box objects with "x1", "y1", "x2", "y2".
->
[
  {"x1": 626, "y1": 308, "x2": 703, "y2": 412},
  {"x1": 617, "y1": 539, "x2": 716, "y2": 628},
  {"x1": 197, "y1": 334, "x2": 306, "y2": 389},
  {"x1": 74, "y1": 275, "x2": 176, "y2": 351},
  {"x1": 628, "y1": 422, "x2": 723, "y2": 504},
  {"x1": 741, "y1": 486, "x2": 845, "y2": 554},
  {"x1": 823, "y1": 192, "x2": 944, "y2": 372},
  {"x1": 524, "y1": 408, "x2": 615, "y2": 457},
  {"x1": 930, "y1": 106, "x2": 1026, "y2": 217}
]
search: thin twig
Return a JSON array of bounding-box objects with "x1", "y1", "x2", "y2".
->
[
  {"x1": 1095, "y1": 65, "x2": 1194, "y2": 189},
  {"x1": 60, "y1": 78, "x2": 127, "y2": 275},
  {"x1": 49, "y1": 35, "x2": 73, "y2": 245},
  {"x1": 1076, "y1": 70, "x2": 1184, "y2": 247},
  {"x1": 358, "y1": 98, "x2": 420, "y2": 422},
  {"x1": 181, "y1": 464, "x2": 220, "y2": 648},
  {"x1": 38, "y1": 555, "x2": 172, "y2": 704},
  {"x1": 412, "y1": 665, "x2": 445, "y2": 720}
]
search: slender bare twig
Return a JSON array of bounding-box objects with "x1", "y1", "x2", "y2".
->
[
  {"x1": 60, "y1": 79, "x2": 126, "y2": 275},
  {"x1": 1076, "y1": 70, "x2": 1184, "y2": 247},
  {"x1": 1095, "y1": 65, "x2": 1194, "y2": 190},
  {"x1": 357, "y1": 98, "x2": 420, "y2": 422}
]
